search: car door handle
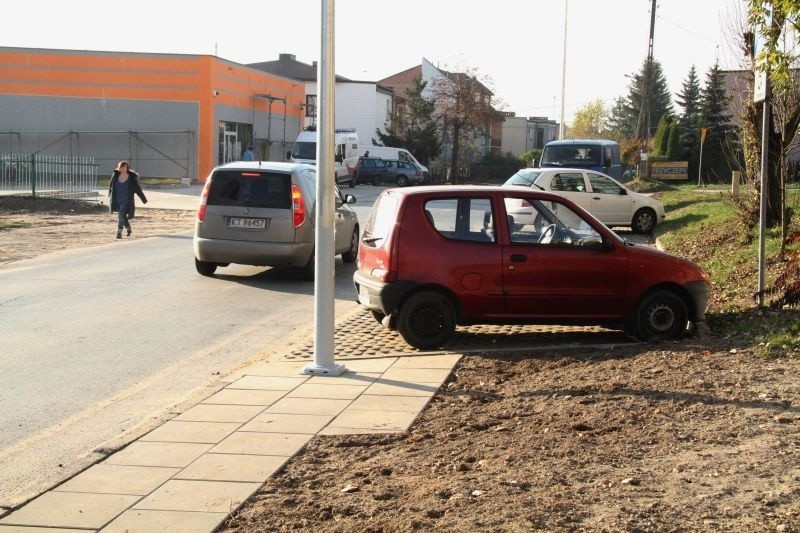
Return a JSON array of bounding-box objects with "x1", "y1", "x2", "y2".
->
[
  {"x1": 592, "y1": 196, "x2": 601, "y2": 200},
  {"x1": 510, "y1": 254, "x2": 527, "y2": 263}
]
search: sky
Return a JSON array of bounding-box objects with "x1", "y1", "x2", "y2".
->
[{"x1": 3, "y1": 0, "x2": 745, "y2": 124}]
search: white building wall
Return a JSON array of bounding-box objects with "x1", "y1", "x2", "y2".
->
[
  {"x1": 304, "y1": 81, "x2": 391, "y2": 146},
  {"x1": 501, "y1": 117, "x2": 529, "y2": 156}
]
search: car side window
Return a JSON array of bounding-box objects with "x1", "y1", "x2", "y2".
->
[
  {"x1": 588, "y1": 174, "x2": 623, "y2": 195},
  {"x1": 503, "y1": 196, "x2": 603, "y2": 248},
  {"x1": 550, "y1": 172, "x2": 585, "y2": 192},
  {"x1": 424, "y1": 198, "x2": 495, "y2": 243}
]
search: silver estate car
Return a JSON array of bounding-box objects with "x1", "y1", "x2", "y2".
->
[{"x1": 193, "y1": 161, "x2": 359, "y2": 279}]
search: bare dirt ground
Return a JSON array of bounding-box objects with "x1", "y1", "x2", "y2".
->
[{"x1": 2, "y1": 197, "x2": 798, "y2": 532}]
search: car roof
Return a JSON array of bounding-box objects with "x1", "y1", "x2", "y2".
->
[
  {"x1": 515, "y1": 167, "x2": 618, "y2": 179},
  {"x1": 544, "y1": 139, "x2": 617, "y2": 146},
  {"x1": 213, "y1": 161, "x2": 314, "y2": 172},
  {"x1": 382, "y1": 184, "x2": 574, "y2": 201}
]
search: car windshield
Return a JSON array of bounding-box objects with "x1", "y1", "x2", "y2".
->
[
  {"x1": 503, "y1": 170, "x2": 541, "y2": 187},
  {"x1": 291, "y1": 142, "x2": 316, "y2": 160},
  {"x1": 541, "y1": 145, "x2": 602, "y2": 167}
]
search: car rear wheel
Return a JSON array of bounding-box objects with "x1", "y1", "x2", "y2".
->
[
  {"x1": 298, "y1": 249, "x2": 315, "y2": 281},
  {"x1": 397, "y1": 291, "x2": 456, "y2": 349},
  {"x1": 342, "y1": 227, "x2": 358, "y2": 263},
  {"x1": 396, "y1": 174, "x2": 409, "y2": 187},
  {"x1": 634, "y1": 290, "x2": 688, "y2": 340},
  {"x1": 195, "y1": 258, "x2": 217, "y2": 276},
  {"x1": 632, "y1": 208, "x2": 656, "y2": 233}
]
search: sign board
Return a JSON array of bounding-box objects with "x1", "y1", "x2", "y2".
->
[
  {"x1": 652, "y1": 161, "x2": 689, "y2": 181},
  {"x1": 753, "y1": 5, "x2": 772, "y2": 103}
]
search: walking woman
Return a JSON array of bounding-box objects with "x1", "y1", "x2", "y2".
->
[{"x1": 108, "y1": 161, "x2": 148, "y2": 239}]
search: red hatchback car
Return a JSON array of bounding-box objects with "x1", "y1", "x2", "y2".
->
[{"x1": 353, "y1": 186, "x2": 710, "y2": 350}]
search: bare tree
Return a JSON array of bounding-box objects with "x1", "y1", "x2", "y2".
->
[{"x1": 429, "y1": 66, "x2": 500, "y2": 184}]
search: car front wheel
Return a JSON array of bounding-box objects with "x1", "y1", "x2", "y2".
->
[
  {"x1": 342, "y1": 227, "x2": 358, "y2": 263},
  {"x1": 632, "y1": 208, "x2": 656, "y2": 233},
  {"x1": 397, "y1": 291, "x2": 456, "y2": 349},
  {"x1": 633, "y1": 290, "x2": 688, "y2": 340},
  {"x1": 195, "y1": 258, "x2": 217, "y2": 276},
  {"x1": 396, "y1": 174, "x2": 409, "y2": 187}
]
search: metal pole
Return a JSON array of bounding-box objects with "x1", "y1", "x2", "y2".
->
[
  {"x1": 697, "y1": 136, "x2": 704, "y2": 186},
  {"x1": 757, "y1": 93, "x2": 770, "y2": 308},
  {"x1": 303, "y1": 0, "x2": 345, "y2": 376},
  {"x1": 559, "y1": 0, "x2": 568, "y2": 139}
]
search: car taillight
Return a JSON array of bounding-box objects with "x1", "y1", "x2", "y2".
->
[
  {"x1": 292, "y1": 184, "x2": 304, "y2": 228},
  {"x1": 197, "y1": 179, "x2": 212, "y2": 221}
]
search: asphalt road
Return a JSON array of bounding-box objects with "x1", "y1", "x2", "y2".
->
[{"x1": 0, "y1": 184, "x2": 386, "y2": 510}]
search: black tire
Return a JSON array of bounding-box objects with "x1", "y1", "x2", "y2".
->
[
  {"x1": 372, "y1": 176, "x2": 380, "y2": 186},
  {"x1": 298, "y1": 250, "x2": 315, "y2": 281},
  {"x1": 632, "y1": 208, "x2": 656, "y2": 234},
  {"x1": 195, "y1": 258, "x2": 217, "y2": 276},
  {"x1": 634, "y1": 290, "x2": 688, "y2": 340},
  {"x1": 342, "y1": 227, "x2": 358, "y2": 263},
  {"x1": 397, "y1": 291, "x2": 456, "y2": 349},
  {"x1": 396, "y1": 174, "x2": 409, "y2": 187}
]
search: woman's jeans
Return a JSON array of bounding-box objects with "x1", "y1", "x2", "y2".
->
[{"x1": 117, "y1": 201, "x2": 131, "y2": 231}]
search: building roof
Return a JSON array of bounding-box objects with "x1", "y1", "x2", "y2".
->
[{"x1": 248, "y1": 53, "x2": 352, "y2": 82}]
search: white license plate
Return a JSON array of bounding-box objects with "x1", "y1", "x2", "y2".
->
[
  {"x1": 227, "y1": 217, "x2": 267, "y2": 229},
  {"x1": 358, "y1": 285, "x2": 370, "y2": 306}
]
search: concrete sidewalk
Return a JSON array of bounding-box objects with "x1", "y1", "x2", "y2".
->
[{"x1": 0, "y1": 354, "x2": 460, "y2": 532}]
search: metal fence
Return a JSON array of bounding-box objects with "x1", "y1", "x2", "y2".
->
[{"x1": 0, "y1": 154, "x2": 99, "y2": 200}]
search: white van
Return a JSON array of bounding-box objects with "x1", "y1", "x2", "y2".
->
[
  {"x1": 358, "y1": 145, "x2": 429, "y2": 181},
  {"x1": 288, "y1": 128, "x2": 360, "y2": 187}
]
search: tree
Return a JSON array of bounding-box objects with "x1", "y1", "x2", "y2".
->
[
  {"x1": 429, "y1": 66, "x2": 499, "y2": 183},
  {"x1": 675, "y1": 66, "x2": 703, "y2": 175},
  {"x1": 746, "y1": 0, "x2": 800, "y2": 236},
  {"x1": 651, "y1": 114, "x2": 674, "y2": 157},
  {"x1": 375, "y1": 77, "x2": 441, "y2": 165},
  {"x1": 568, "y1": 99, "x2": 609, "y2": 139},
  {"x1": 607, "y1": 58, "x2": 674, "y2": 142},
  {"x1": 666, "y1": 123, "x2": 681, "y2": 161},
  {"x1": 698, "y1": 62, "x2": 733, "y2": 182}
]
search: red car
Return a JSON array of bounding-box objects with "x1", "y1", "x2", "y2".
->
[{"x1": 353, "y1": 186, "x2": 709, "y2": 350}]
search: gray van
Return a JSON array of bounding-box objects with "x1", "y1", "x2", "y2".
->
[{"x1": 193, "y1": 161, "x2": 359, "y2": 279}]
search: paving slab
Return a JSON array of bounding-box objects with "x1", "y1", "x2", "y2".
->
[
  {"x1": 234, "y1": 361, "x2": 306, "y2": 377},
  {"x1": 339, "y1": 358, "x2": 397, "y2": 373},
  {"x1": 133, "y1": 479, "x2": 259, "y2": 513},
  {"x1": 0, "y1": 492, "x2": 138, "y2": 529},
  {"x1": 200, "y1": 388, "x2": 286, "y2": 406},
  {"x1": 139, "y1": 421, "x2": 240, "y2": 444},
  {"x1": 0, "y1": 527, "x2": 86, "y2": 533},
  {"x1": 54, "y1": 464, "x2": 179, "y2": 496},
  {"x1": 210, "y1": 431, "x2": 311, "y2": 456},
  {"x1": 327, "y1": 409, "x2": 419, "y2": 433},
  {"x1": 287, "y1": 383, "x2": 368, "y2": 400},
  {"x1": 305, "y1": 372, "x2": 380, "y2": 386},
  {"x1": 102, "y1": 509, "x2": 227, "y2": 533},
  {"x1": 226, "y1": 376, "x2": 308, "y2": 391},
  {"x1": 265, "y1": 397, "x2": 352, "y2": 416},
  {"x1": 363, "y1": 381, "x2": 442, "y2": 397},
  {"x1": 379, "y1": 367, "x2": 454, "y2": 382},
  {"x1": 347, "y1": 394, "x2": 431, "y2": 413},
  {"x1": 173, "y1": 404, "x2": 266, "y2": 423},
  {"x1": 391, "y1": 354, "x2": 462, "y2": 368},
  {"x1": 175, "y1": 453, "x2": 288, "y2": 483},
  {"x1": 104, "y1": 442, "x2": 213, "y2": 468},
  {"x1": 239, "y1": 412, "x2": 334, "y2": 434}
]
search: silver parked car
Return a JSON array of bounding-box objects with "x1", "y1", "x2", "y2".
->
[
  {"x1": 193, "y1": 161, "x2": 359, "y2": 279},
  {"x1": 503, "y1": 167, "x2": 666, "y2": 233}
]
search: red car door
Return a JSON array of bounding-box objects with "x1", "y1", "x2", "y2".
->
[{"x1": 499, "y1": 194, "x2": 630, "y2": 320}]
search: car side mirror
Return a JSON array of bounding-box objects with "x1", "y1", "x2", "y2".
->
[
  {"x1": 619, "y1": 189, "x2": 627, "y2": 196},
  {"x1": 344, "y1": 194, "x2": 357, "y2": 204},
  {"x1": 335, "y1": 154, "x2": 343, "y2": 163},
  {"x1": 286, "y1": 151, "x2": 292, "y2": 159}
]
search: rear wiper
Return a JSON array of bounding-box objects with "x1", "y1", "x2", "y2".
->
[{"x1": 361, "y1": 236, "x2": 382, "y2": 243}]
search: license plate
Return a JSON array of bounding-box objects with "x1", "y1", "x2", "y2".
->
[
  {"x1": 358, "y1": 285, "x2": 370, "y2": 306},
  {"x1": 227, "y1": 217, "x2": 267, "y2": 229}
]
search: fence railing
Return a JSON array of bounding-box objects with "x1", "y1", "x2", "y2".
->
[{"x1": 0, "y1": 154, "x2": 99, "y2": 200}]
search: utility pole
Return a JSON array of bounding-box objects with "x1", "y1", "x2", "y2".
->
[
  {"x1": 559, "y1": 0, "x2": 568, "y2": 139},
  {"x1": 637, "y1": 0, "x2": 657, "y2": 177}
]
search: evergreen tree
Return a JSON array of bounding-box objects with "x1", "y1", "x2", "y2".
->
[
  {"x1": 607, "y1": 58, "x2": 674, "y2": 141},
  {"x1": 375, "y1": 77, "x2": 441, "y2": 165},
  {"x1": 675, "y1": 66, "x2": 703, "y2": 176},
  {"x1": 652, "y1": 114, "x2": 674, "y2": 156},
  {"x1": 698, "y1": 62, "x2": 732, "y2": 181},
  {"x1": 666, "y1": 123, "x2": 681, "y2": 160}
]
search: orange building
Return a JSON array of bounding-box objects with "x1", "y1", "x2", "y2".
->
[{"x1": 0, "y1": 46, "x2": 305, "y2": 181}]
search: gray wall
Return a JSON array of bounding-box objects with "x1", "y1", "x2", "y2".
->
[{"x1": 0, "y1": 95, "x2": 198, "y2": 179}]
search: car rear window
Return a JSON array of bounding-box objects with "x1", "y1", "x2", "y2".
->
[
  {"x1": 362, "y1": 194, "x2": 399, "y2": 248},
  {"x1": 207, "y1": 170, "x2": 291, "y2": 208}
]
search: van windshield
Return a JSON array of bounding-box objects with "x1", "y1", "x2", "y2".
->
[
  {"x1": 541, "y1": 145, "x2": 602, "y2": 167},
  {"x1": 291, "y1": 142, "x2": 316, "y2": 160}
]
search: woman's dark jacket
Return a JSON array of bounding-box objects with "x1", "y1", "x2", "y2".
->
[{"x1": 108, "y1": 170, "x2": 148, "y2": 217}]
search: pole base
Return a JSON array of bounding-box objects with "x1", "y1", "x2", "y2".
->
[{"x1": 301, "y1": 362, "x2": 347, "y2": 376}]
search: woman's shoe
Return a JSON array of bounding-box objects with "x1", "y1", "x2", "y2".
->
[
  {"x1": 116, "y1": 231, "x2": 122, "y2": 239},
  {"x1": 126, "y1": 228, "x2": 132, "y2": 236}
]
